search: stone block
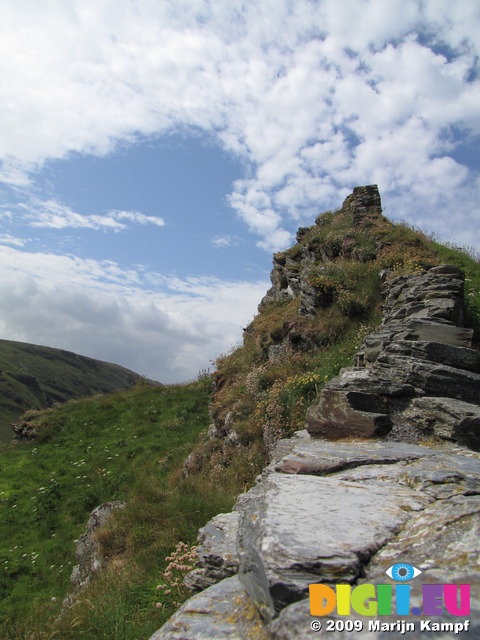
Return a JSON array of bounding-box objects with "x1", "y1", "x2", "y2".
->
[
  {"x1": 305, "y1": 388, "x2": 392, "y2": 438},
  {"x1": 374, "y1": 355, "x2": 480, "y2": 405},
  {"x1": 402, "y1": 397, "x2": 480, "y2": 450},
  {"x1": 184, "y1": 512, "x2": 240, "y2": 592},
  {"x1": 384, "y1": 340, "x2": 480, "y2": 373},
  {"x1": 149, "y1": 576, "x2": 269, "y2": 639}
]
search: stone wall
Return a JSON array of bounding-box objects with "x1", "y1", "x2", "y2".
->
[
  {"x1": 306, "y1": 264, "x2": 480, "y2": 450},
  {"x1": 149, "y1": 264, "x2": 479, "y2": 639}
]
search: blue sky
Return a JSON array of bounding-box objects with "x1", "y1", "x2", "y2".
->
[{"x1": 1, "y1": 1, "x2": 479, "y2": 382}]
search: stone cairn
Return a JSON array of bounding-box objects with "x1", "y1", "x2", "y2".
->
[{"x1": 149, "y1": 222, "x2": 480, "y2": 639}]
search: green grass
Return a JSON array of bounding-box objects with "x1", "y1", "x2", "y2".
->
[
  {"x1": 0, "y1": 380, "x2": 236, "y2": 639},
  {"x1": 0, "y1": 339, "x2": 144, "y2": 442}
]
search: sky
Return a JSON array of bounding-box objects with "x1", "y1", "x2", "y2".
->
[{"x1": 1, "y1": 0, "x2": 479, "y2": 383}]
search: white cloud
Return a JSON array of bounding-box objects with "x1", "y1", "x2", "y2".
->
[
  {"x1": 109, "y1": 210, "x2": 165, "y2": 227},
  {"x1": 0, "y1": 234, "x2": 26, "y2": 247},
  {"x1": 15, "y1": 199, "x2": 165, "y2": 232},
  {"x1": 0, "y1": 0, "x2": 479, "y2": 388},
  {"x1": 211, "y1": 235, "x2": 237, "y2": 249},
  {"x1": 0, "y1": 0, "x2": 479, "y2": 381},
  {"x1": 0, "y1": 244, "x2": 267, "y2": 382},
  {"x1": 1, "y1": 4, "x2": 479, "y2": 252}
]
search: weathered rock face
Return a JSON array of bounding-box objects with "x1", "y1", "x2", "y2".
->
[
  {"x1": 184, "y1": 512, "x2": 240, "y2": 592},
  {"x1": 150, "y1": 434, "x2": 480, "y2": 639},
  {"x1": 149, "y1": 575, "x2": 269, "y2": 640},
  {"x1": 235, "y1": 462, "x2": 429, "y2": 620},
  {"x1": 149, "y1": 196, "x2": 479, "y2": 639}
]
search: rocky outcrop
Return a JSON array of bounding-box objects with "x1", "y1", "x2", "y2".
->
[
  {"x1": 150, "y1": 435, "x2": 479, "y2": 639},
  {"x1": 62, "y1": 501, "x2": 125, "y2": 608},
  {"x1": 342, "y1": 184, "x2": 383, "y2": 226},
  {"x1": 150, "y1": 225, "x2": 479, "y2": 638},
  {"x1": 259, "y1": 185, "x2": 384, "y2": 318}
]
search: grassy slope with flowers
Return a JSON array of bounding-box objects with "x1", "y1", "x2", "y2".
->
[
  {"x1": 0, "y1": 380, "x2": 227, "y2": 639},
  {"x1": 0, "y1": 205, "x2": 479, "y2": 640}
]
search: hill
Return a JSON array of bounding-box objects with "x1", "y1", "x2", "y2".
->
[
  {"x1": 0, "y1": 340, "x2": 146, "y2": 441},
  {"x1": 198, "y1": 185, "x2": 479, "y2": 477}
]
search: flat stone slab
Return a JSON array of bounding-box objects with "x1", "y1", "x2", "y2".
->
[
  {"x1": 236, "y1": 472, "x2": 429, "y2": 621},
  {"x1": 149, "y1": 576, "x2": 268, "y2": 640},
  {"x1": 269, "y1": 494, "x2": 480, "y2": 639},
  {"x1": 366, "y1": 494, "x2": 480, "y2": 585},
  {"x1": 275, "y1": 437, "x2": 432, "y2": 475},
  {"x1": 364, "y1": 494, "x2": 480, "y2": 637},
  {"x1": 335, "y1": 447, "x2": 480, "y2": 500}
]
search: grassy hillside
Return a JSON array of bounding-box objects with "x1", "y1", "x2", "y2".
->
[
  {"x1": 0, "y1": 201, "x2": 478, "y2": 639},
  {"x1": 0, "y1": 379, "x2": 239, "y2": 639},
  {"x1": 0, "y1": 340, "x2": 145, "y2": 441}
]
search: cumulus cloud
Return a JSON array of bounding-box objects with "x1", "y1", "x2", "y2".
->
[
  {"x1": 0, "y1": 244, "x2": 267, "y2": 381},
  {"x1": 1, "y1": 0, "x2": 479, "y2": 250}
]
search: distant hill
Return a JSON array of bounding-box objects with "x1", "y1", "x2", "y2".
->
[{"x1": 0, "y1": 339, "x2": 148, "y2": 440}]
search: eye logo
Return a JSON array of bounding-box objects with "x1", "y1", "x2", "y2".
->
[
  {"x1": 310, "y1": 560, "x2": 470, "y2": 618},
  {"x1": 386, "y1": 563, "x2": 422, "y2": 582}
]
